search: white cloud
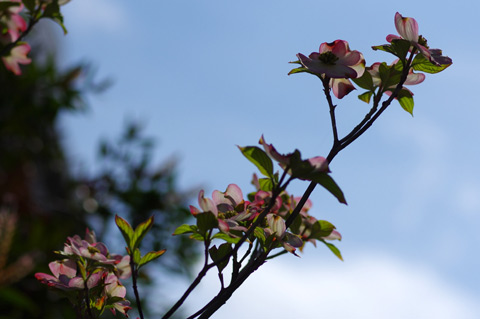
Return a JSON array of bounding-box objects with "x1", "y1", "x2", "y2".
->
[
  {"x1": 62, "y1": 0, "x2": 128, "y2": 34},
  {"x1": 176, "y1": 252, "x2": 480, "y2": 319}
]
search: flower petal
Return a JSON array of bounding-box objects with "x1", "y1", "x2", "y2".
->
[
  {"x1": 330, "y1": 78, "x2": 356, "y2": 99},
  {"x1": 395, "y1": 12, "x2": 419, "y2": 42}
]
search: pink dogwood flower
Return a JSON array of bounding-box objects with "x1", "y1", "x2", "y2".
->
[
  {"x1": 2, "y1": 42, "x2": 31, "y2": 75},
  {"x1": 35, "y1": 259, "x2": 78, "y2": 290},
  {"x1": 294, "y1": 40, "x2": 365, "y2": 98},
  {"x1": 387, "y1": 12, "x2": 452, "y2": 66},
  {"x1": 104, "y1": 273, "x2": 131, "y2": 317}
]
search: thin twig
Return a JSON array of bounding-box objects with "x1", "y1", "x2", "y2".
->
[{"x1": 130, "y1": 257, "x2": 145, "y2": 319}]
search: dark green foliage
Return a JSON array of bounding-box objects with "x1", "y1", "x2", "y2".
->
[{"x1": 0, "y1": 41, "x2": 197, "y2": 319}]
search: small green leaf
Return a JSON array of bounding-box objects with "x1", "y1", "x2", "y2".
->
[
  {"x1": 209, "y1": 243, "x2": 232, "y2": 273},
  {"x1": 254, "y1": 227, "x2": 266, "y2": 245},
  {"x1": 371, "y1": 44, "x2": 395, "y2": 54},
  {"x1": 258, "y1": 178, "x2": 274, "y2": 191},
  {"x1": 173, "y1": 224, "x2": 197, "y2": 235},
  {"x1": 390, "y1": 39, "x2": 411, "y2": 62},
  {"x1": 320, "y1": 240, "x2": 343, "y2": 261},
  {"x1": 397, "y1": 89, "x2": 414, "y2": 115},
  {"x1": 378, "y1": 63, "x2": 402, "y2": 89},
  {"x1": 288, "y1": 150, "x2": 319, "y2": 179},
  {"x1": 352, "y1": 71, "x2": 374, "y2": 91},
  {"x1": 288, "y1": 66, "x2": 308, "y2": 75},
  {"x1": 133, "y1": 248, "x2": 141, "y2": 264},
  {"x1": 288, "y1": 213, "x2": 302, "y2": 235},
  {"x1": 411, "y1": 54, "x2": 450, "y2": 74},
  {"x1": 310, "y1": 220, "x2": 335, "y2": 239},
  {"x1": 238, "y1": 146, "x2": 274, "y2": 177},
  {"x1": 358, "y1": 91, "x2": 373, "y2": 104},
  {"x1": 42, "y1": 2, "x2": 67, "y2": 34},
  {"x1": 196, "y1": 211, "x2": 218, "y2": 234},
  {"x1": 212, "y1": 232, "x2": 241, "y2": 244},
  {"x1": 190, "y1": 233, "x2": 205, "y2": 241},
  {"x1": 310, "y1": 173, "x2": 347, "y2": 204},
  {"x1": 138, "y1": 249, "x2": 166, "y2": 269},
  {"x1": 131, "y1": 216, "x2": 154, "y2": 250},
  {"x1": 115, "y1": 215, "x2": 134, "y2": 250}
]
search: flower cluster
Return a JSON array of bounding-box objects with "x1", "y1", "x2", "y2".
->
[
  {"x1": 0, "y1": 0, "x2": 31, "y2": 75},
  {"x1": 181, "y1": 175, "x2": 341, "y2": 258},
  {"x1": 35, "y1": 229, "x2": 132, "y2": 317}
]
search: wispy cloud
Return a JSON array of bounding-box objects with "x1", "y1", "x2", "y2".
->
[{"x1": 184, "y1": 252, "x2": 480, "y2": 319}]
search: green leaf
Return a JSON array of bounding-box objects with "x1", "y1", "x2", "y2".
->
[
  {"x1": 138, "y1": 249, "x2": 166, "y2": 269},
  {"x1": 42, "y1": 2, "x2": 67, "y2": 34},
  {"x1": 253, "y1": 227, "x2": 266, "y2": 245},
  {"x1": 371, "y1": 44, "x2": 395, "y2": 54},
  {"x1": 190, "y1": 233, "x2": 205, "y2": 241},
  {"x1": 310, "y1": 173, "x2": 347, "y2": 204},
  {"x1": 196, "y1": 211, "x2": 218, "y2": 234},
  {"x1": 209, "y1": 243, "x2": 232, "y2": 273},
  {"x1": 133, "y1": 248, "x2": 141, "y2": 264},
  {"x1": 397, "y1": 89, "x2": 414, "y2": 115},
  {"x1": 131, "y1": 216, "x2": 154, "y2": 250},
  {"x1": 390, "y1": 39, "x2": 412, "y2": 62},
  {"x1": 288, "y1": 213, "x2": 302, "y2": 235},
  {"x1": 310, "y1": 220, "x2": 335, "y2": 239},
  {"x1": 288, "y1": 150, "x2": 318, "y2": 179},
  {"x1": 258, "y1": 177, "x2": 274, "y2": 191},
  {"x1": 212, "y1": 232, "x2": 241, "y2": 244},
  {"x1": 411, "y1": 53, "x2": 450, "y2": 74},
  {"x1": 173, "y1": 224, "x2": 197, "y2": 235},
  {"x1": 238, "y1": 146, "x2": 274, "y2": 177},
  {"x1": 115, "y1": 215, "x2": 134, "y2": 250},
  {"x1": 320, "y1": 240, "x2": 343, "y2": 261},
  {"x1": 288, "y1": 66, "x2": 308, "y2": 75},
  {"x1": 358, "y1": 91, "x2": 373, "y2": 104},
  {"x1": 378, "y1": 62, "x2": 402, "y2": 89},
  {"x1": 351, "y1": 71, "x2": 374, "y2": 91}
]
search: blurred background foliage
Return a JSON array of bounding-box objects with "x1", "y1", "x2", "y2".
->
[{"x1": 0, "y1": 23, "x2": 198, "y2": 319}]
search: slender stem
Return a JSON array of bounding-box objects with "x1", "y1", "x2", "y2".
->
[
  {"x1": 322, "y1": 77, "x2": 339, "y2": 143},
  {"x1": 266, "y1": 249, "x2": 288, "y2": 260},
  {"x1": 162, "y1": 231, "x2": 214, "y2": 319},
  {"x1": 83, "y1": 282, "x2": 95, "y2": 319},
  {"x1": 169, "y1": 50, "x2": 419, "y2": 319},
  {"x1": 130, "y1": 257, "x2": 145, "y2": 319}
]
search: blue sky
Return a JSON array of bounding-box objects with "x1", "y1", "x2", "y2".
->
[{"x1": 54, "y1": 1, "x2": 480, "y2": 318}]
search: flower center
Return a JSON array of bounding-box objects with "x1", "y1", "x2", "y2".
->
[
  {"x1": 418, "y1": 35, "x2": 429, "y2": 48},
  {"x1": 318, "y1": 51, "x2": 339, "y2": 65}
]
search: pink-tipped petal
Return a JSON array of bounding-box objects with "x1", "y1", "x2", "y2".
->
[
  {"x1": 323, "y1": 229, "x2": 342, "y2": 241},
  {"x1": 259, "y1": 135, "x2": 290, "y2": 165},
  {"x1": 307, "y1": 156, "x2": 329, "y2": 173},
  {"x1": 224, "y1": 184, "x2": 244, "y2": 206},
  {"x1": 2, "y1": 43, "x2": 31, "y2": 75},
  {"x1": 404, "y1": 71, "x2": 425, "y2": 85},
  {"x1": 394, "y1": 12, "x2": 419, "y2": 42},
  {"x1": 330, "y1": 78, "x2": 355, "y2": 99},
  {"x1": 386, "y1": 34, "x2": 401, "y2": 42},
  {"x1": 198, "y1": 190, "x2": 218, "y2": 216},
  {"x1": 48, "y1": 259, "x2": 77, "y2": 278}
]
